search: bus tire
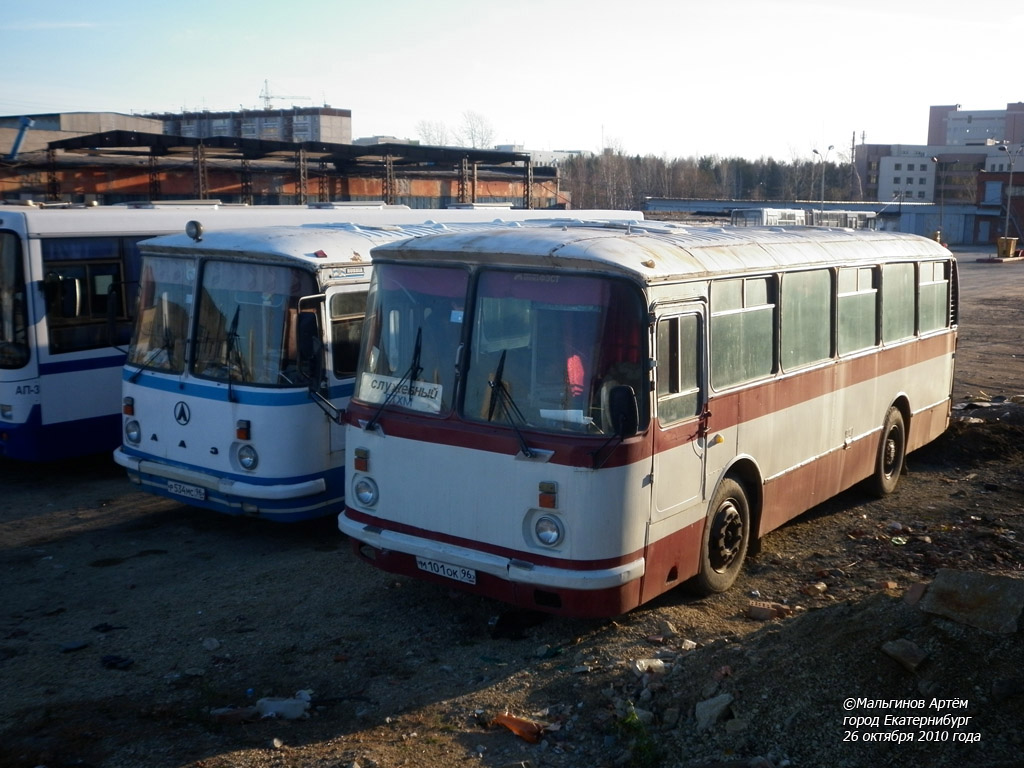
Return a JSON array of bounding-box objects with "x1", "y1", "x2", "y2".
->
[
  {"x1": 695, "y1": 477, "x2": 750, "y2": 594},
  {"x1": 868, "y1": 406, "x2": 906, "y2": 497}
]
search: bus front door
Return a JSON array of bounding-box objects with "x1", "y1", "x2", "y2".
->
[{"x1": 647, "y1": 308, "x2": 708, "y2": 591}]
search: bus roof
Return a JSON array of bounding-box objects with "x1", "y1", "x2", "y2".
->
[
  {"x1": 135, "y1": 216, "x2": 645, "y2": 268},
  {"x1": 370, "y1": 222, "x2": 953, "y2": 282},
  {"x1": 0, "y1": 203, "x2": 642, "y2": 239}
]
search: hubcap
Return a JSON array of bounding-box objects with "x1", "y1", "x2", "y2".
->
[{"x1": 710, "y1": 501, "x2": 743, "y2": 573}]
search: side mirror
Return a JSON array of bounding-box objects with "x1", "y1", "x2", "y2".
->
[
  {"x1": 296, "y1": 311, "x2": 323, "y2": 387},
  {"x1": 607, "y1": 385, "x2": 639, "y2": 437}
]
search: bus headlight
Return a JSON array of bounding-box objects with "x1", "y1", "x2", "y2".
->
[
  {"x1": 238, "y1": 444, "x2": 259, "y2": 470},
  {"x1": 535, "y1": 515, "x2": 564, "y2": 547},
  {"x1": 353, "y1": 476, "x2": 379, "y2": 506},
  {"x1": 124, "y1": 419, "x2": 142, "y2": 445}
]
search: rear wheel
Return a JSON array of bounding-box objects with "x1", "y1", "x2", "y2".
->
[
  {"x1": 694, "y1": 477, "x2": 750, "y2": 594},
  {"x1": 868, "y1": 406, "x2": 906, "y2": 497}
]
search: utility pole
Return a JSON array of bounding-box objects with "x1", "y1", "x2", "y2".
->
[{"x1": 849, "y1": 130, "x2": 863, "y2": 201}]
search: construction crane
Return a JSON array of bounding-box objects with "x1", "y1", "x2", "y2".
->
[{"x1": 259, "y1": 79, "x2": 311, "y2": 110}]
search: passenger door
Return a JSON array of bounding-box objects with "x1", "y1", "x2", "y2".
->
[
  {"x1": 651, "y1": 306, "x2": 707, "y2": 526},
  {"x1": 325, "y1": 285, "x2": 369, "y2": 453}
]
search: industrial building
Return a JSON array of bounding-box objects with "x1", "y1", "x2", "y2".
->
[{"x1": 0, "y1": 109, "x2": 566, "y2": 209}]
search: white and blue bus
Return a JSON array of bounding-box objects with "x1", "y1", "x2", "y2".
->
[
  {"x1": 0, "y1": 200, "x2": 453, "y2": 462},
  {"x1": 112, "y1": 210, "x2": 643, "y2": 521}
]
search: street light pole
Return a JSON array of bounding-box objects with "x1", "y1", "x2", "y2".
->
[
  {"x1": 812, "y1": 145, "x2": 833, "y2": 224},
  {"x1": 931, "y1": 156, "x2": 944, "y2": 241},
  {"x1": 998, "y1": 144, "x2": 1023, "y2": 238}
]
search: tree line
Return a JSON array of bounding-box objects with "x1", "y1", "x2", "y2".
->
[
  {"x1": 559, "y1": 150, "x2": 858, "y2": 211},
  {"x1": 413, "y1": 113, "x2": 857, "y2": 210}
]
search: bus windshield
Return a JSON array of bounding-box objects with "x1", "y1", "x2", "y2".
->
[
  {"x1": 355, "y1": 263, "x2": 649, "y2": 434},
  {"x1": 0, "y1": 231, "x2": 30, "y2": 369},
  {"x1": 191, "y1": 260, "x2": 317, "y2": 387},
  {"x1": 129, "y1": 256, "x2": 193, "y2": 374}
]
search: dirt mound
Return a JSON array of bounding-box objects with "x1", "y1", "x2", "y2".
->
[{"x1": 657, "y1": 584, "x2": 1023, "y2": 768}]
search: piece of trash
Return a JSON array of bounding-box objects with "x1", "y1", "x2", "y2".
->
[
  {"x1": 256, "y1": 689, "x2": 312, "y2": 720},
  {"x1": 631, "y1": 658, "x2": 667, "y2": 677},
  {"x1": 491, "y1": 711, "x2": 550, "y2": 743},
  {"x1": 91, "y1": 623, "x2": 126, "y2": 633},
  {"x1": 891, "y1": 536, "x2": 908, "y2": 546},
  {"x1": 101, "y1": 654, "x2": 134, "y2": 670}
]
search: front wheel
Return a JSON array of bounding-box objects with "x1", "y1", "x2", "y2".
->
[
  {"x1": 694, "y1": 477, "x2": 750, "y2": 595},
  {"x1": 868, "y1": 406, "x2": 906, "y2": 497}
]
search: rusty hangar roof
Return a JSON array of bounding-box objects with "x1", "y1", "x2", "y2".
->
[{"x1": 45, "y1": 130, "x2": 552, "y2": 176}]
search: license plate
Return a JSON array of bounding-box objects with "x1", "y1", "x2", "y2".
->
[
  {"x1": 416, "y1": 557, "x2": 476, "y2": 585},
  {"x1": 167, "y1": 481, "x2": 207, "y2": 501}
]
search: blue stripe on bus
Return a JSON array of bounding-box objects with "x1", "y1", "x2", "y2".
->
[
  {"x1": 118, "y1": 445, "x2": 335, "y2": 486},
  {"x1": 0, "y1": 406, "x2": 121, "y2": 461},
  {"x1": 39, "y1": 352, "x2": 128, "y2": 375},
  {"x1": 122, "y1": 372, "x2": 355, "y2": 404}
]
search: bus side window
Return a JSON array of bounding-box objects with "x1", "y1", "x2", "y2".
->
[
  {"x1": 710, "y1": 276, "x2": 776, "y2": 390},
  {"x1": 837, "y1": 267, "x2": 878, "y2": 354},
  {"x1": 657, "y1": 313, "x2": 702, "y2": 425},
  {"x1": 42, "y1": 235, "x2": 128, "y2": 352},
  {"x1": 881, "y1": 263, "x2": 915, "y2": 343},
  {"x1": 918, "y1": 260, "x2": 950, "y2": 333},
  {"x1": 780, "y1": 269, "x2": 831, "y2": 371},
  {"x1": 329, "y1": 291, "x2": 367, "y2": 379}
]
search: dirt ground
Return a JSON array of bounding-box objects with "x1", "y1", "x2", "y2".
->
[{"x1": 1, "y1": 250, "x2": 1023, "y2": 768}]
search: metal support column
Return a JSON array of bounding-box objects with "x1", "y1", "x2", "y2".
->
[
  {"x1": 458, "y1": 156, "x2": 470, "y2": 203},
  {"x1": 383, "y1": 155, "x2": 396, "y2": 204},
  {"x1": 46, "y1": 149, "x2": 61, "y2": 201},
  {"x1": 318, "y1": 159, "x2": 329, "y2": 203},
  {"x1": 523, "y1": 159, "x2": 534, "y2": 209},
  {"x1": 295, "y1": 148, "x2": 308, "y2": 205},
  {"x1": 192, "y1": 143, "x2": 208, "y2": 200},
  {"x1": 148, "y1": 155, "x2": 162, "y2": 200},
  {"x1": 240, "y1": 157, "x2": 253, "y2": 205}
]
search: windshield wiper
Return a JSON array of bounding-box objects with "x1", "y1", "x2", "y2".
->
[
  {"x1": 487, "y1": 349, "x2": 533, "y2": 458},
  {"x1": 128, "y1": 326, "x2": 176, "y2": 383},
  {"x1": 224, "y1": 305, "x2": 241, "y2": 402},
  {"x1": 364, "y1": 326, "x2": 422, "y2": 432}
]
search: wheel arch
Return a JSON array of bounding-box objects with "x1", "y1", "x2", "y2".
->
[{"x1": 713, "y1": 457, "x2": 763, "y2": 548}]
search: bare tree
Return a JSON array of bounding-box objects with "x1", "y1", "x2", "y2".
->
[
  {"x1": 415, "y1": 120, "x2": 450, "y2": 147},
  {"x1": 455, "y1": 111, "x2": 495, "y2": 149}
]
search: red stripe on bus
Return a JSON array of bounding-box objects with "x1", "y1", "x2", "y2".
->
[
  {"x1": 347, "y1": 330, "x2": 955, "y2": 467},
  {"x1": 342, "y1": 507, "x2": 643, "y2": 572}
]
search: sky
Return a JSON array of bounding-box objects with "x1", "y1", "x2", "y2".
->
[{"x1": 2, "y1": 0, "x2": 1022, "y2": 163}]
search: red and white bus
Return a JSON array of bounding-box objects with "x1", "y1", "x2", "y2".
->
[{"x1": 338, "y1": 223, "x2": 957, "y2": 617}]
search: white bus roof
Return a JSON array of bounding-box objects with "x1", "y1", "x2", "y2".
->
[
  {"x1": 369, "y1": 222, "x2": 953, "y2": 283},
  {"x1": 0, "y1": 202, "x2": 641, "y2": 239},
  {"x1": 135, "y1": 216, "x2": 644, "y2": 268}
]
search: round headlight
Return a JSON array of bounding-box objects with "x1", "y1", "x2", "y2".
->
[
  {"x1": 238, "y1": 444, "x2": 259, "y2": 470},
  {"x1": 535, "y1": 515, "x2": 564, "y2": 547},
  {"x1": 124, "y1": 419, "x2": 141, "y2": 445},
  {"x1": 353, "y1": 476, "x2": 379, "y2": 506}
]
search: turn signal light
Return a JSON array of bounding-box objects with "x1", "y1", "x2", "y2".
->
[
  {"x1": 354, "y1": 447, "x2": 370, "y2": 472},
  {"x1": 236, "y1": 420, "x2": 251, "y2": 440},
  {"x1": 122, "y1": 397, "x2": 134, "y2": 416},
  {"x1": 538, "y1": 481, "x2": 557, "y2": 509}
]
